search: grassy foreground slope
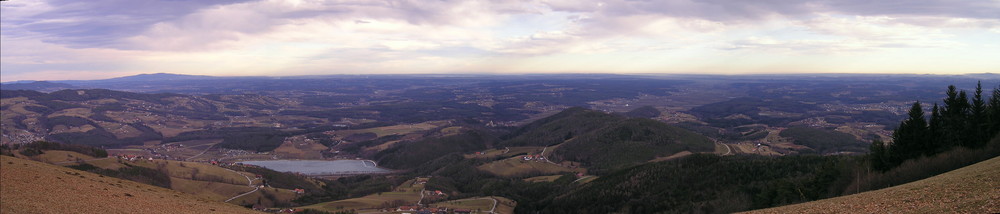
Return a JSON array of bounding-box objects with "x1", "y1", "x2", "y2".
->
[
  {"x1": 746, "y1": 156, "x2": 1000, "y2": 214},
  {"x1": 0, "y1": 155, "x2": 259, "y2": 214}
]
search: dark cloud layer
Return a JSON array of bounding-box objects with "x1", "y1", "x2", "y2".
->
[{"x1": 6, "y1": 0, "x2": 252, "y2": 47}]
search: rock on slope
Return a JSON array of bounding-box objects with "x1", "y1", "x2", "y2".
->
[
  {"x1": 0, "y1": 155, "x2": 259, "y2": 214},
  {"x1": 745, "y1": 156, "x2": 1000, "y2": 213}
]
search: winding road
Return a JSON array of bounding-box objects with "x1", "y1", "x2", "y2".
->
[
  {"x1": 223, "y1": 167, "x2": 259, "y2": 203},
  {"x1": 448, "y1": 197, "x2": 498, "y2": 214},
  {"x1": 718, "y1": 141, "x2": 733, "y2": 156}
]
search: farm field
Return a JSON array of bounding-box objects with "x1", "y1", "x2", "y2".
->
[
  {"x1": 431, "y1": 196, "x2": 517, "y2": 214},
  {"x1": 297, "y1": 177, "x2": 427, "y2": 213},
  {"x1": 477, "y1": 155, "x2": 583, "y2": 177}
]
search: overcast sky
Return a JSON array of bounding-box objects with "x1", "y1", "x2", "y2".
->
[{"x1": 2, "y1": 0, "x2": 999, "y2": 81}]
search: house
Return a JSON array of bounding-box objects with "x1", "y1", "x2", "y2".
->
[
  {"x1": 397, "y1": 206, "x2": 417, "y2": 212},
  {"x1": 292, "y1": 188, "x2": 305, "y2": 194}
]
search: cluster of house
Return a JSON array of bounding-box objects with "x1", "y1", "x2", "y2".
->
[
  {"x1": 521, "y1": 154, "x2": 545, "y2": 161},
  {"x1": 484, "y1": 120, "x2": 515, "y2": 127},
  {"x1": 394, "y1": 206, "x2": 473, "y2": 214},
  {"x1": 116, "y1": 154, "x2": 152, "y2": 162}
]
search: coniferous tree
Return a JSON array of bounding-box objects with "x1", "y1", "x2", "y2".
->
[
  {"x1": 869, "y1": 139, "x2": 890, "y2": 171},
  {"x1": 889, "y1": 102, "x2": 928, "y2": 165},
  {"x1": 970, "y1": 81, "x2": 987, "y2": 147},
  {"x1": 927, "y1": 103, "x2": 943, "y2": 155},
  {"x1": 941, "y1": 85, "x2": 970, "y2": 148},
  {"x1": 988, "y1": 87, "x2": 1000, "y2": 141}
]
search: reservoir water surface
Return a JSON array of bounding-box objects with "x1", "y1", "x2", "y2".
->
[{"x1": 239, "y1": 160, "x2": 389, "y2": 175}]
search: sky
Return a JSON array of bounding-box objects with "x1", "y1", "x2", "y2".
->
[{"x1": 2, "y1": 0, "x2": 1000, "y2": 82}]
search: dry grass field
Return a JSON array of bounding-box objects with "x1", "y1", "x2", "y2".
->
[
  {"x1": 431, "y1": 196, "x2": 517, "y2": 214},
  {"x1": 297, "y1": 177, "x2": 428, "y2": 212},
  {"x1": 464, "y1": 147, "x2": 542, "y2": 159},
  {"x1": 522, "y1": 175, "x2": 562, "y2": 183},
  {"x1": 477, "y1": 155, "x2": 583, "y2": 177},
  {"x1": 746, "y1": 156, "x2": 1000, "y2": 214},
  {"x1": 0, "y1": 155, "x2": 260, "y2": 213}
]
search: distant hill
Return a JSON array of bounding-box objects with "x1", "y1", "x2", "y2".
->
[
  {"x1": 90, "y1": 73, "x2": 217, "y2": 82},
  {"x1": 623, "y1": 105, "x2": 661, "y2": 118},
  {"x1": 0, "y1": 155, "x2": 259, "y2": 213},
  {"x1": 0, "y1": 81, "x2": 77, "y2": 92},
  {"x1": 745, "y1": 156, "x2": 1000, "y2": 214},
  {"x1": 502, "y1": 107, "x2": 620, "y2": 147}
]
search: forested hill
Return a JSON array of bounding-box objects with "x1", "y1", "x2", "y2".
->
[
  {"x1": 552, "y1": 118, "x2": 714, "y2": 174},
  {"x1": 500, "y1": 107, "x2": 715, "y2": 174},
  {"x1": 501, "y1": 107, "x2": 620, "y2": 147}
]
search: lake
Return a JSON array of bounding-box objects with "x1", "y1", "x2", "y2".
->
[{"x1": 239, "y1": 160, "x2": 390, "y2": 175}]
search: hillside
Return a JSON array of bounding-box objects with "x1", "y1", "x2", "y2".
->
[
  {"x1": 746, "y1": 156, "x2": 1000, "y2": 214},
  {"x1": 501, "y1": 107, "x2": 715, "y2": 174},
  {"x1": 0, "y1": 155, "x2": 259, "y2": 213},
  {"x1": 553, "y1": 117, "x2": 715, "y2": 174}
]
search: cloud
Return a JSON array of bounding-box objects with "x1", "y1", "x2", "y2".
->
[{"x1": 3, "y1": 0, "x2": 1000, "y2": 81}]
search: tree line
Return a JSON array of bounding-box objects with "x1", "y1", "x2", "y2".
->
[{"x1": 870, "y1": 82, "x2": 1000, "y2": 171}]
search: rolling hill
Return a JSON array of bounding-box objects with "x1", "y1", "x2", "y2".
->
[
  {"x1": 501, "y1": 107, "x2": 715, "y2": 174},
  {"x1": 0, "y1": 155, "x2": 259, "y2": 213}
]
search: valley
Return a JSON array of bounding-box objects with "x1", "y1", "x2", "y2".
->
[{"x1": 2, "y1": 73, "x2": 999, "y2": 213}]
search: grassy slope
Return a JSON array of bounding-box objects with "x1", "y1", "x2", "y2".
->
[
  {"x1": 746, "y1": 156, "x2": 1000, "y2": 214},
  {"x1": 431, "y1": 196, "x2": 517, "y2": 214},
  {"x1": 0, "y1": 155, "x2": 259, "y2": 214},
  {"x1": 297, "y1": 177, "x2": 426, "y2": 212},
  {"x1": 477, "y1": 155, "x2": 583, "y2": 177}
]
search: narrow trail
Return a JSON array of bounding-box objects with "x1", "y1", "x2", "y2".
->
[
  {"x1": 185, "y1": 143, "x2": 216, "y2": 161},
  {"x1": 539, "y1": 147, "x2": 556, "y2": 164},
  {"x1": 717, "y1": 141, "x2": 732, "y2": 156},
  {"x1": 447, "y1": 197, "x2": 499, "y2": 214},
  {"x1": 417, "y1": 188, "x2": 426, "y2": 205},
  {"x1": 223, "y1": 168, "x2": 259, "y2": 203}
]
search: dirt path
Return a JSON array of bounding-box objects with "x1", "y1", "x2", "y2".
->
[
  {"x1": 447, "y1": 197, "x2": 498, "y2": 214},
  {"x1": 573, "y1": 176, "x2": 593, "y2": 183},
  {"x1": 417, "y1": 188, "x2": 427, "y2": 205},
  {"x1": 185, "y1": 143, "x2": 217, "y2": 161},
  {"x1": 717, "y1": 141, "x2": 732, "y2": 156},
  {"x1": 223, "y1": 168, "x2": 259, "y2": 203}
]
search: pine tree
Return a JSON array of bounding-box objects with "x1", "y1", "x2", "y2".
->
[
  {"x1": 988, "y1": 87, "x2": 1000, "y2": 141},
  {"x1": 889, "y1": 102, "x2": 928, "y2": 165},
  {"x1": 970, "y1": 81, "x2": 987, "y2": 147},
  {"x1": 869, "y1": 139, "x2": 890, "y2": 171},
  {"x1": 941, "y1": 85, "x2": 970, "y2": 148},
  {"x1": 927, "y1": 103, "x2": 943, "y2": 155}
]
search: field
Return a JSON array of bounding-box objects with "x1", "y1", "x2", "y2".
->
[
  {"x1": 431, "y1": 197, "x2": 517, "y2": 214},
  {"x1": 747, "y1": 156, "x2": 1000, "y2": 213},
  {"x1": 649, "y1": 151, "x2": 693, "y2": 162},
  {"x1": 522, "y1": 175, "x2": 562, "y2": 183},
  {"x1": 477, "y1": 155, "x2": 584, "y2": 177},
  {"x1": 334, "y1": 121, "x2": 445, "y2": 139},
  {"x1": 272, "y1": 135, "x2": 328, "y2": 159},
  {"x1": 169, "y1": 177, "x2": 255, "y2": 201},
  {"x1": 464, "y1": 147, "x2": 542, "y2": 159},
  {"x1": 297, "y1": 177, "x2": 427, "y2": 212},
  {"x1": 29, "y1": 150, "x2": 98, "y2": 164},
  {"x1": 0, "y1": 155, "x2": 260, "y2": 213},
  {"x1": 728, "y1": 143, "x2": 782, "y2": 156},
  {"x1": 227, "y1": 188, "x2": 299, "y2": 207}
]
